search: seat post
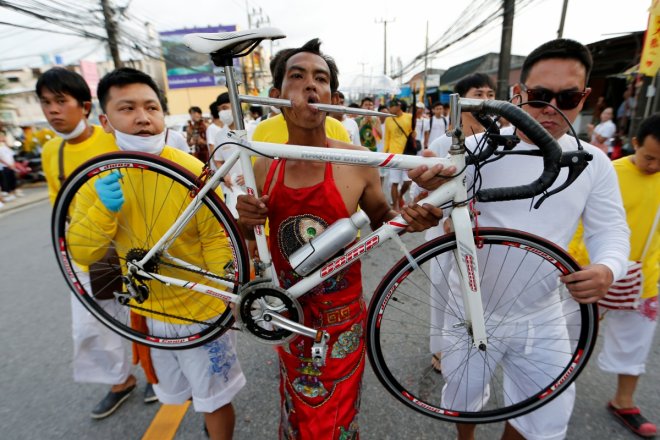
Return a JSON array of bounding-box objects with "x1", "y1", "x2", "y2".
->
[{"x1": 212, "y1": 53, "x2": 245, "y2": 130}]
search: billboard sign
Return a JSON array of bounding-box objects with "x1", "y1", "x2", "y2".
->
[{"x1": 159, "y1": 25, "x2": 238, "y2": 89}]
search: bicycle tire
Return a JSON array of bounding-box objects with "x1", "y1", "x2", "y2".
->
[
  {"x1": 52, "y1": 151, "x2": 249, "y2": 349},
  {"x1": 366, "y1": 228, "x2": 597, "y2": 423}
]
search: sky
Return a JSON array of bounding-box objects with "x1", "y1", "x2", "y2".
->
[{"x1": 0, "y1": 0, "x2": 654, "y2": 84}]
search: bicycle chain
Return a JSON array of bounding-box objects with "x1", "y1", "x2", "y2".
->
[
  {"x1": 122, "y1": 302, "x2": 240, "y2": 331},
  {"x1": 158, "y1": 259, "x2": 238, "y2": 286},
  {"x1": 122, "y1": 258, "x2": 240, "y2": 330}
]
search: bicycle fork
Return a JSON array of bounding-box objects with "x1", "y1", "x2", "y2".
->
[{"x1": 451, "y1": 205, "x2": 488, "y2": 350}]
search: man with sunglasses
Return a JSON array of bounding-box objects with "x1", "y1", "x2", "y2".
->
[{"x1": 411, "y1": 38, "x2": 629, "y2": 440}]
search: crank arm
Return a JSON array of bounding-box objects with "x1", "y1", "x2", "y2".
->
[{"x1": 263, "y1": 312, "x2": 330, "y2": 366}]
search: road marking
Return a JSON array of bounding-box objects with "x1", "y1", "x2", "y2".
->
[{"x1": 141, "y1": 402, "x2": 191, "y2": 440}]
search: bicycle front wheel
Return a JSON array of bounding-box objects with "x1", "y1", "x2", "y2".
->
[
  {"x1": 367, "y1": 228, "x2": 597, "y2": 423},
  {"x1": 52, "y1": 152, "x2": 249, "y2": 349}
]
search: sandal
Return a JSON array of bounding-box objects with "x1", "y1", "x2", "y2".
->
[
  {"x1": 607, "y1": 402, "x2": 657, "y2": 438},
  {"x1": 431, "y1": 353, "x2": 442, "y2": 375}
]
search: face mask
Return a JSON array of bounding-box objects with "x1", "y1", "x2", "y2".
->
[
  {"x1": 219, "y1": 109, "x2": 234, "y2": 126},
  {"x1": 270, "y1": 106, "x2": 281, "y2": 115},
  {"x1": 106, "y1": 119, "x2": 165, "y2": 155},
  {"x1": 52, "y1": 119, "x2": 87, "y2": 140}
]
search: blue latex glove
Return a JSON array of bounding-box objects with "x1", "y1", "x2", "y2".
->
[{"x1": 94, "y1": 171, "x2": 124, "y2": 212}]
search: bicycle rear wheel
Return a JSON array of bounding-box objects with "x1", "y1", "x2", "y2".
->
[
  {"x1": 367, "y1": 228, "x2": 597, "y2": 423},
  {"x1": 52, "y1": 152, "x2": 249, "y2": 349}
]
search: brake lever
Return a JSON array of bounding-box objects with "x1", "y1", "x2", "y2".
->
[
  {"x1": 532, "y1": 150, "x2": 593, "y2": 209},
  {"x1": 488, "y1": 134, "x2": 520, "y2": 150}
]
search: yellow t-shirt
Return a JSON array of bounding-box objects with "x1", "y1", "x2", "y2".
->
[
  {"x1": 251, "y1": 113, "x2": 351, "y2": 144},
  {"x1": 568, "y1": 157, "x2": 660, "y2": 298},
  {"x1": 384, "y1": 113, "x2": 412, "y2": 154},
  {"x1": 67, "y1": 147, "x2": 233, "y2": 322},
  {"x1": 41, "y1": 125, "x2": 118, "y2": 205}
]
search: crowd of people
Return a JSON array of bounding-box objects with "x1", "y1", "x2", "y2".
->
[{"x1": 33, "y1": 32, "x2": 659, "y2": 440}]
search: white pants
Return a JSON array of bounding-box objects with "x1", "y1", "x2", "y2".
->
[
  {"x1": 70, "y1": 294, "x2": 132, "y2": 385},
  {"x1": 429, "y1": 252, "x2": 453, "y2": 354},
  {"x1": 389, "y1": 168, "x2": 411, "y2": 184},
  {"x1": 149, "y1": 320, "x2": 246, "y2": 413},
  {"x1": 598, "y1": 297, "x2": 658, "y2": 376},
  {"x1": 442, "y1": 307, "x2": 575, "y2": 440}
]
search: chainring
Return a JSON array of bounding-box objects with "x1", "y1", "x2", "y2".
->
[{"x1": 236, "y1": 281, "x2": 304, "y2": 344}]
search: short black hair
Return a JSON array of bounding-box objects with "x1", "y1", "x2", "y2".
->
[
  {"x1": 636, "y1": 113, "x2": 660, "y2": 146},
  {"x1": 271, "y1": 38, "x2": 340, "y2": 93},
  {"x1": 388, "y1": 98, "x2": 402, "y2": 107},
  {"x1": 454, "y1": 73, "x2": 496, "y2": 97},
  {"x1": 377, "y1": 104, "x2": 387, "y2": 112},
  {"x1": 189, "y1": 106, "x2": 202, "y2": 114},
  {"x1": 432, "y1": 101, "x2": 442, "y2": 108},
  {"x1": 348, "y1": 102, "x2": 359, "y2": 109},
  {"x1": 521, "y1": 38, "x2": 593, "y2": 85},
  {"x1": 249, "y1": 105, "x2": 263, "y2": 117},
  {"x1": 97, "y1": 67, "x2": 161, "y2": 113},
  {"x1": 36, "y1": 67, "x2": 92, "y2": 110},
  {"x1": 209, "y1": 101, "x2": 219, "y2": 119},
  {"x1": 360, "y1": 97, "x2": 374, "y2": 106},
  {"x1": 216, "y1": 92, "x2": 230, "y2": 106}
]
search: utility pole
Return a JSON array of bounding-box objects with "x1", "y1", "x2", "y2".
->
[
  {"x1": 243, "y1": 0, "x2": 252, "y2": 93},
  {"x1": 376, "y1": 18, "x2": 394, "y2": 75},
  {"x1": 496, "y1": 0, "x2": 514, "y2": 100},
  {"x1": 243, "y1": 3, "x2": 270, "y2": 93},
  {"x1": 557, "y1": 0, "x2": 569, "y2": 38},
  {"x1": 100, "y1": 0, "x2": 122, "y2": 68},
  {"x1": 422, "y1": 21, "x2": 429, "y2": 106}
]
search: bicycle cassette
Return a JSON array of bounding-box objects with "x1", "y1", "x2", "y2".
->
[{"x1": 236, "y1": 281, "x2": 304, "y2": 344}]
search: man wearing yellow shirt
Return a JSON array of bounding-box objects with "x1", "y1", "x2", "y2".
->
[
  {"x1": 568, "y1": 114, "x2": 660, "y2": 437},
  {"x1": 384, "y1": 98, "x2": 413, "y2": 211},
  {"x1": 67, "y1": 67, "x2": 245, "y2": 440},
  {"x1": 599, "y1": 114, "x2": 660, "y2": 437},
  {"x1": 252, "y1": 109, "x2": 350, "y2": 143},
  {"x1": 37, "y1": 68, "x2": 138, "y2": 419}
]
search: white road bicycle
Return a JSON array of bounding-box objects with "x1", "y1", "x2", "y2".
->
[{"x1": 52, "y1": 28, "x2": 597, "y2": 424}]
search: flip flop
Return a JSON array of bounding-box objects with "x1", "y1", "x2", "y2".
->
[{"x1": 607, "y1": 402, "x2": 657, "y2": 438}]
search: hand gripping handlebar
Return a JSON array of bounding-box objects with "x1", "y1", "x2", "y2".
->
[{"x1": 458, "y1": 98, "x2": 563, "y2": 203}]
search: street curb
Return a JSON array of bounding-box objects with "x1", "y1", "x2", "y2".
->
[{"x1": 0, "y1": 186, "x2": 49, "y2": 215}]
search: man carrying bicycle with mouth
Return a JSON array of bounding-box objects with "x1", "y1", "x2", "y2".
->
[{"x1": 236, "y1": 38, "x2": 447, "y2": 439}]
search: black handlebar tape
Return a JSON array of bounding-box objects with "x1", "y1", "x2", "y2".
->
[{"x1": 474, "y1": 100, "x2": 562, "y2": 202}]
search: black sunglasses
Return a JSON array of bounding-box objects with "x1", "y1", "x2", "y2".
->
[{"x1": 521, "y1": 84, "x2": 587, "y2": 110}]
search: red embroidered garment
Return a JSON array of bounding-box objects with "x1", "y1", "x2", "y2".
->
[{"x1": 264, "y1": 159, "x2": 366, "y2": 440}]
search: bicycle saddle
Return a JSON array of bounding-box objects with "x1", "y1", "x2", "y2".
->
[{"x1": 184, "y1": 27, "x2": 286, "y2": 56}]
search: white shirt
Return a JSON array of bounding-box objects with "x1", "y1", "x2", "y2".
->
[
  {"x1": 428, "y1": 128, "x2": 629, "y2": 280},
  {"x1": 206, "y1": 123, "x2": 223, "y2": 150},
  {"x1": 427, "y1": 116, "x2": 448, "y2": 146},
  {"x1": 212, "y1": 126, "x2": 242, "y2": 177},
  {"x1": 591, "y1": 119, "x2": 616, "y2": 144},
  {"x1": 165, "y1": 129, "x2": 190, "y2": 153},
  {"x1": 415, "y1": 118, "x2": 430, "y2": 142},
  {"x1": 377, "y1": 122, "x2": 386, "y2": 153},
  {"x1": 341, "y1": 117, "x2": 361, "y2": 146},
  {"x1": 0, "y1": 144, "x2": 15, "y2": 169}
]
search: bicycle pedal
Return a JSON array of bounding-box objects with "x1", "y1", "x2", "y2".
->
[{"x1": 311, "y1": 332, "x2": 330, "y2": 367}]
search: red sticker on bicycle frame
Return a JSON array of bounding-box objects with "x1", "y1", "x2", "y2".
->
[{"x1": 465, "y1": 255, "x2": 478, "y2": 292}]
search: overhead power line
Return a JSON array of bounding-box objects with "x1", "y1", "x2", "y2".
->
[{"x1": 391, "y1": 0, "x2": 540, "y2": 80}]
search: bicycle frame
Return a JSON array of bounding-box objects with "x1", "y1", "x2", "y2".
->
[{"x1": 131, "y1": 63, "x2": 490, "y2": 349}]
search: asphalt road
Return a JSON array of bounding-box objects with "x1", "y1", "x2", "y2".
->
[{"x1": 1, "y1": 200, "x2": 658, "y2": 439}]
